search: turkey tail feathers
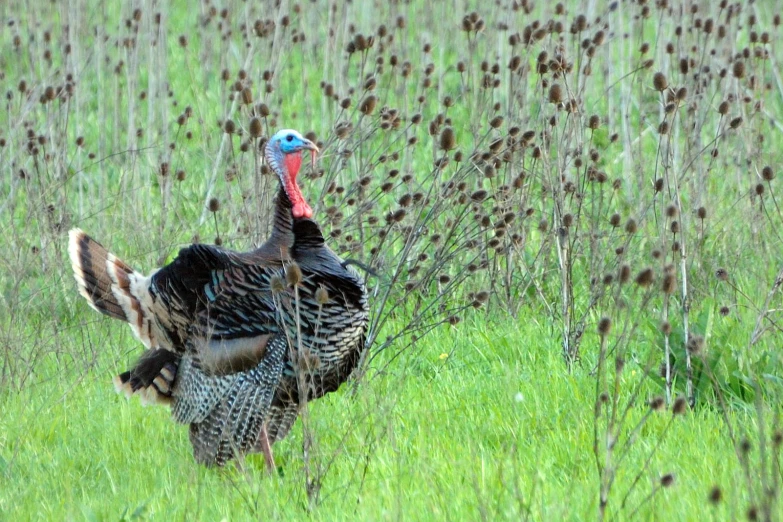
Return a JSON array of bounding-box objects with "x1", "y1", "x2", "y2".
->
[
  {"x1": 68, "y1": 228, "x2": 158, "y2": 348},
  {"x1": 68, "y1": 228, "x2": 133, "y2": 321}
]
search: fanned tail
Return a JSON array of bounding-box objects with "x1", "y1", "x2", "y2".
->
[
  {"x1": 68, "y1": 228, "x2": 162, "y2": 349},
  {"x1": 69, "y1": 228, "x2": 177, "y2": 404},
  {"x1": 68, "y1": 228, "x2": 140, "y2": 321}
]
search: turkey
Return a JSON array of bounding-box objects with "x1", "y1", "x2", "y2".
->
[{"x1": 68, "y1": 129, "x2": 369, "y2": 468}]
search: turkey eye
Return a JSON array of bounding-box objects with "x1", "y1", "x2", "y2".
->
[{"x1": 286, "y1": 135, "x2": 294, "y2": 142}]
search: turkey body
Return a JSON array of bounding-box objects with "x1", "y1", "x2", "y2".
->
[
  {"x1": 67, "y1": 129, "x2": 370, "y2": 466},
  {"x1": 69, "y1": 200, "x2": 369, "y2": 466}
]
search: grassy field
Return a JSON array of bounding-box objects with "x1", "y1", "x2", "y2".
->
[
  {"x1": 2, "y1": 0, "x2": 783, "y2": 520},
  {"x1": 0, "y1": 318, "x2": 747, "y2": 520}
]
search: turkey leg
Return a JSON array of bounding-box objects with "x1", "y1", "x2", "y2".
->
[{"x1": 258, "y1": 423, "x2": 276, "y2": 473}]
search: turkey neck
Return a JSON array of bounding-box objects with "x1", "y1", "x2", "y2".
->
[{"x1": 254, "y1": 187, "x2": 295, "y2": 260}]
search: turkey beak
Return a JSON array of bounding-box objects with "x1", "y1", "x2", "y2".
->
[{"x1": 302, "y1": 140, "x2": 319, "y2": 170}]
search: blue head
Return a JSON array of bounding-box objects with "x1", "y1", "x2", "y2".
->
[
  {"x1": 269, "y1": 129, "x2": 317, "y2": 154},
  {"x1": 264, "y1": 129, "x2": 319, "y2": 219}
]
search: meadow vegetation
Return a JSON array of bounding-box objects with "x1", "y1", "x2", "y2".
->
[{"x1": 1, "y1": 0, "x2": 783, "y2": 519}]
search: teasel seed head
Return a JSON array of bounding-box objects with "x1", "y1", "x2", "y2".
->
[
  {"x1": 618, "y1": 264, "x2": 631, "y2": 284},
  {"x1": 241, "y1": 87, "x2": 253, "y2": 104},
  {"x1": 762, "y1": 166, "x2": 774, "y2": 181},
  {"x1": 249, "y1": 117, "x2": 262, "y2": 137},
  {"x1": 649, "y1": 396, "x2": 665, "y2": 411},
  {"x1": 662, "y1": 273, "x2": 676, "y2": 295},
  {"x1": 315, "y1": 286, "x2": 329, "y2": 305},
  {"x1": 597, "y1": 317, "x2": 612, "y2": 335},
  {"x1": 687, "y1": 335, "x2": 704, "y2": 355},
  {"x1": 635, "y1": 268, "x2": 654, "y2": 287},
  {"x1": 672, "y1": 396, "x2": 687, "y2": 415},
  {"x1": 548, "y1": 83, "x2": 563, "y2": 104},
  {"x1": 660, "y1": 474, "x2": 675, "y2": 488},
  {"x1": 732, "y1": 60, "x2": 745, "y2": 79},
  {"x1": 470, "y1": 189, "x2": 488, "y2": 202},
  {"x1": 285, "y1": 262, "x2": 303, "y2": 287},
  {"x1": 439, "y1": 126, "x2": 456, "y2": 150},
  {"x1": 660, "y1": 320, "x2": 672, "y2": 335},
  {"x1": 270, "y1": 273, "x2": 285, "y2": 293},
  {"x1": 653, "y1": 72, "x2": 668, "y2": 91},
  {"x1": 208, "y1": 198, "x2": 220, "y2": 212}
]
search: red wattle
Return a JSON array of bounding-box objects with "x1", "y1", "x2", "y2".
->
[
  {"x1": 292, "y1": 202, "x2": 313, "y2": 219},
  {"x1": 284, "y1": 152, "x2": 303, "y2": 177},
  {"x1": 282, "y1": 151, "x2": 311, "y2": 218}
]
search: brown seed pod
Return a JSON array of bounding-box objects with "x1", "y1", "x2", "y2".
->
[
  {"x1": 359, "y1": 95, "x2": 378, "y2": 115},
  {"x1": 470, "y1": 189, "x2": 488, "y2": 202},
  {"x1": 687, "y1": 335, "x2": 704, "y2": 354},
  {"x1": 270, "y1": 274, "x2": 285, "y2": 293},
  {"x1": 208, "y1": 198, "x2": 220, "y2": 212},
  {"x1": 618, "y1": 264, "x2": 631, "y2": 284},
  {"x1": 635, "y1": 268, "x2": 654, "y2": 287},
  {"x1": 653, "y1": 72, "x2": 668, "y2": 91},
  {"x1": 241, "y1": 87, "x2": 253, "y2": 105},
  {"x1": 249, "y1": 117, "x2": 263, "y2": 137},
  {"x1": 548, "y1": 83, "x2": 563, "y2": 104},
  {"x1": 732, "y1": 60, "x2": 745, "y2": 79},
  {"x1": 672, "y1": 396, "x2": 687, "y2": 415},
  {"x1": 660, "y1": 320, "x2": 672, "y2": 335},
  {"x1": 285, "y1": 262, "x2": 303, "y2": 286},
  {"x1": 597, "y1": 317, "x2": 612, "y2": 335},
  {"x1": 439, "y1": 126, "x2": 456, "y2": 150},
  {"x1": 315, "y1": 286, "x2": 329, "y2": 305}
]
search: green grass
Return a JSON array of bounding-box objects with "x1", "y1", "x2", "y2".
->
[{"x1": 0, "y1": 318, "x2": 747, "y2": 520}]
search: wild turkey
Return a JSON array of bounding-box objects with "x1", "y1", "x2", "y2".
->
[{"x1": 68, "y1": 129, "x2": 369, "y2": 467}]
